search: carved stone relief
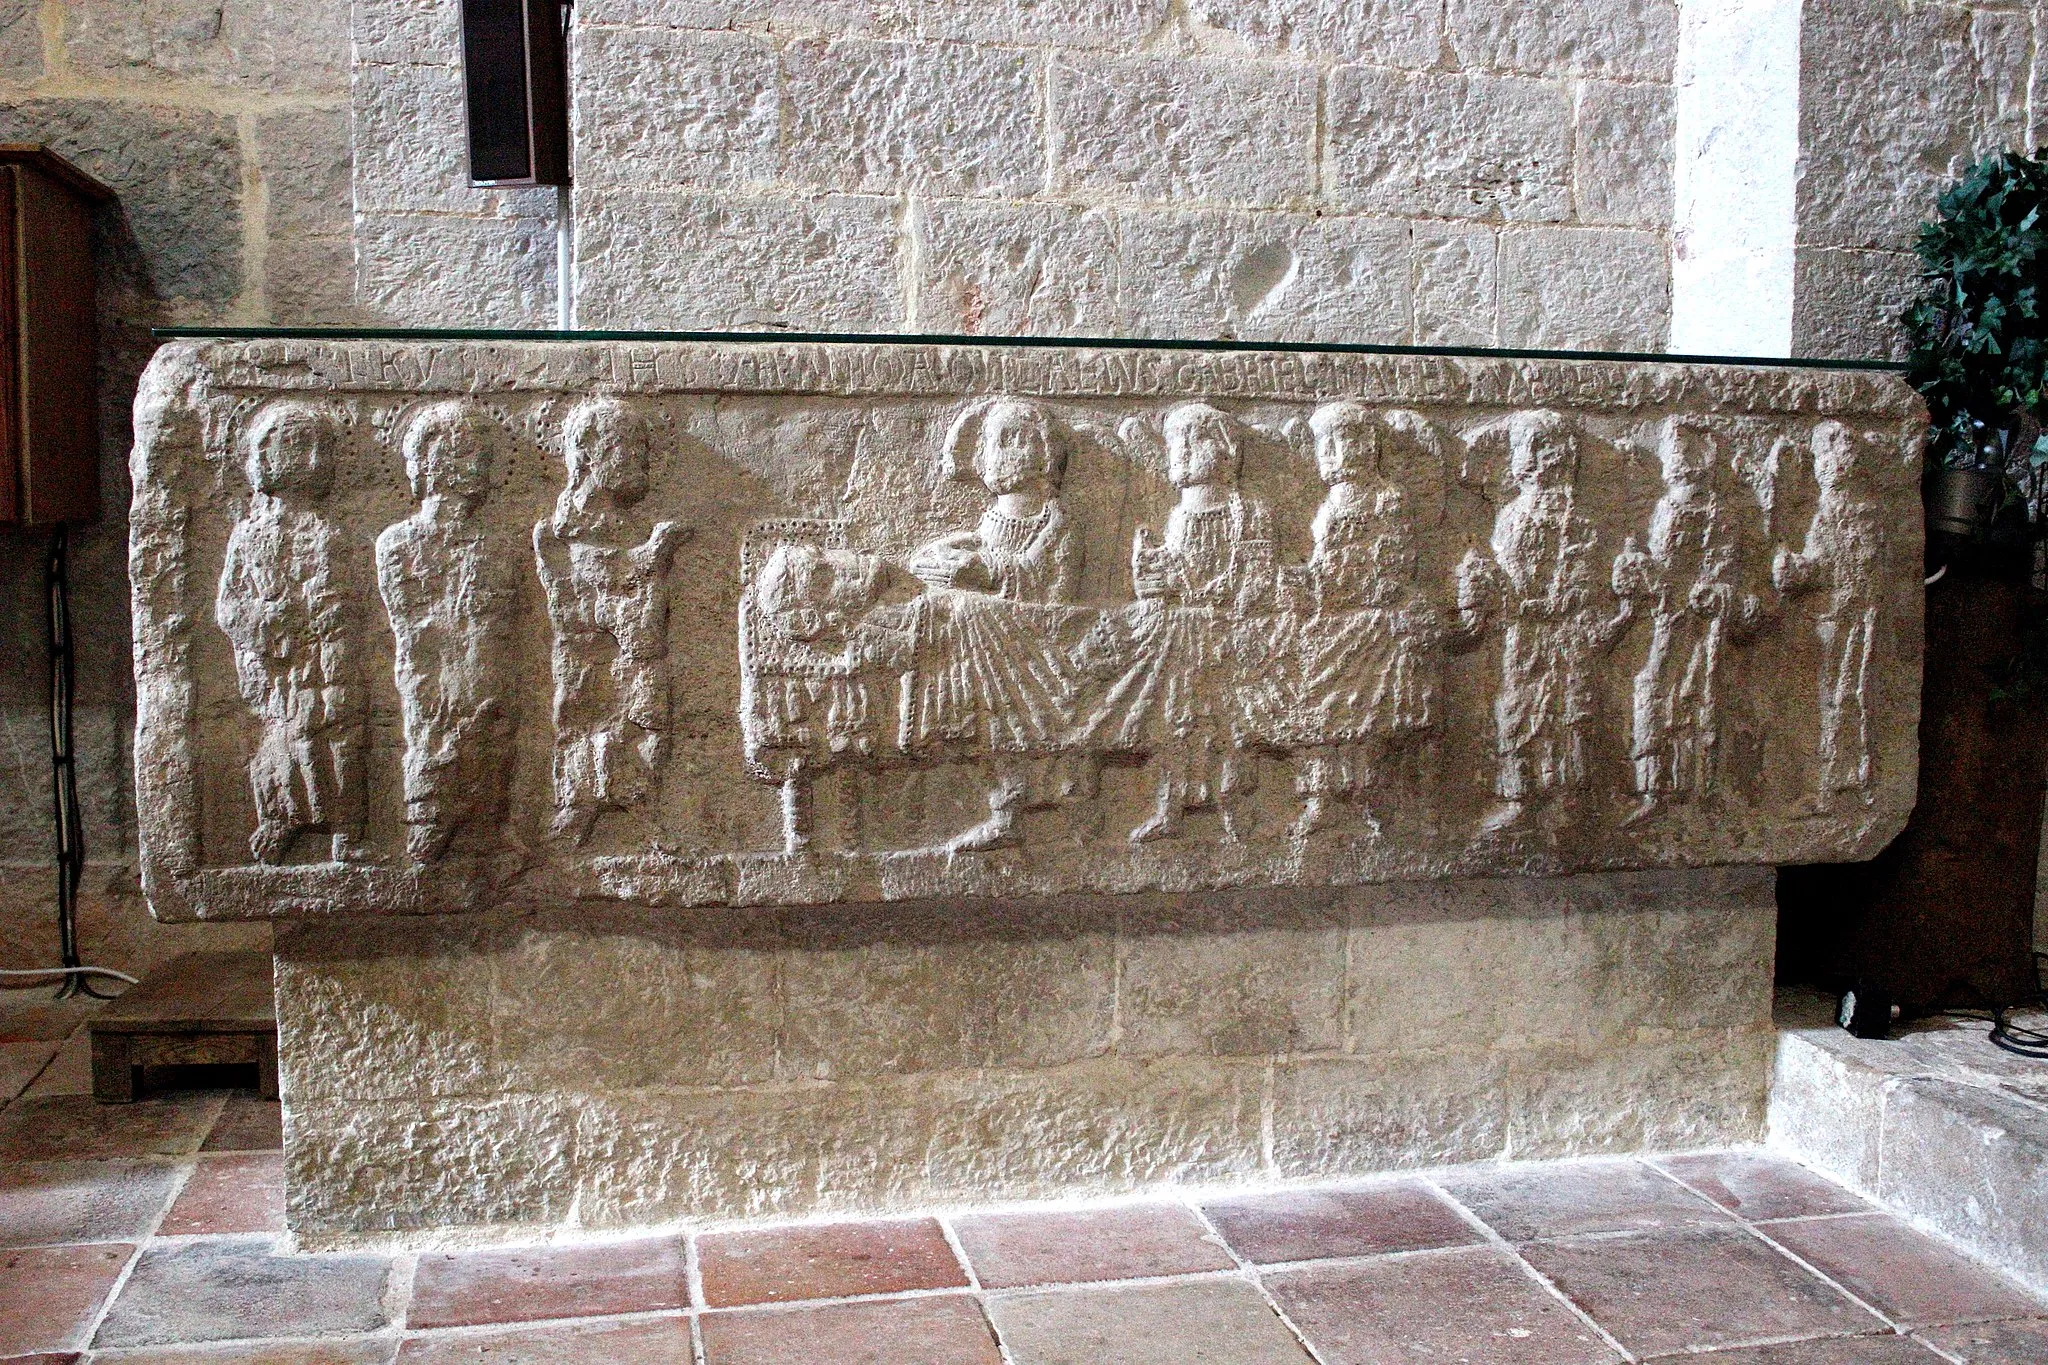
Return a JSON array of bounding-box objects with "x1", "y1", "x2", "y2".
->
[{"x1": 130, "y1": 339, "x2": 1927, "y2": 920}]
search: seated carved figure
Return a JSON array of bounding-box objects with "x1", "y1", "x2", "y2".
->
[
  {"x1": 905, "y1": 399, "x2": 1092, "y2": 852},
  {"x1": 1078, "y1": 402, "x2": 1279, "y2": 843},
  {"x1": 216, "y1": 401, "x2": 366, "y2": 866}
]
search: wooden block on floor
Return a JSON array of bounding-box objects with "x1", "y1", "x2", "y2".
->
[{"x1": 88, "y1": 952, "x2": 276, "y2": 1104}]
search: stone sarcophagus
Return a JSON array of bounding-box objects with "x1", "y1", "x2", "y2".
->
[{"x1": 130, "y1": 337, "x2": 1924, "y2": 923}]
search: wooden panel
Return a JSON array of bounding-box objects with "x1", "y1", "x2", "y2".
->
[
  {"x1": 15, "y1": 160, "x2": 98, "y2": 524},
  {"x1": 0, "y1": 165, "x2": 17, "y2": 526},
  {"x1": 91, "y1": 950, "x2": 277, "y2": 1037}
]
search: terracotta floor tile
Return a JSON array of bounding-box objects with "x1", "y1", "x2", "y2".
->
[
  {"x1": 952, "y1": 1203, "x2": 1231, "y2": 1289},
  {"x1": 698, "y1": 1218, "x2": 966, "y2": 1308},
  {"x1": 0, "y1": 1354, "x2": 81, "y2": 1364},
  {"x1": 0, "y1": 1159, "x2": 181, "y2": 1249},
  {"x1": 0, "y1": 1097, "x2": 223, "y2": 1163},
  {"x1": 1202, "y1": 1181, "x2": 1479, "y2": 1264},
  {"x1": 1766, "y1": 1214, "x2": 2047, "y2": 1327},
  {"x1": 1265, "y1": 1246, "x2": 1618, "y2": 1365},
  {"x1": 1441, "y1": 1158, "x2": 1730, "y2": 1243},
  {"x1": 407, "y1": 1236, "x2": 686, "y2": 1329},
  {"x1": 0, "y1": 1243, "x2": 135, "y2": 1354},
  {"x1": 1676, "y1": 1336, "x2": 1949, "y2": 1362},
  {"x1": 702, "y1": 1294, "x2": 1003, "y2": 1364},
  {"x1": 202, "y1": 1099, "x2": 283, "y2": 1153},
  {"x1": 89, "y1": 1340, "x2": 398, "y2": 1363},
  {"x1": 989, "y1": 1279, "x2": 1314, "y2": 1365},
  {"x1": 1918, "y1": 1316, "x2": 2048, "y2": 1363},
  {"x1": 1657, "y1": 1152, "x2": 1874, "y2": 1223},
  {"x1": 397, "y1": 1316, "x2": 689, "y2": 1364},
  {"x1": 19, "y1": 1036, "x2": 91, "y2": 1099},
  {"x1": 158, "y1": 1154, "x2": 286, "y2": 1237},
  {"x1": 0, "y1": 998, "x2": 101, "y2": 1043},
  {"x1": 0, "y1": 1042, "x2": 57, "y2": 1103},
  {"x1": 91, "y1": 1237, "x2": 391, "y2": 1348},
  {"x1": 1521, "y1": 1225, "x2": 1882, "y2": 1357}
]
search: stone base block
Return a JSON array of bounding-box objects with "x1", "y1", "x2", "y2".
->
[{"x1": 278, "y1": 868, "x2": 1777, "y2": 1241}]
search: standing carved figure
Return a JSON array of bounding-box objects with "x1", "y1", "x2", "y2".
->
[
  {"x1": 1080, "y1": 403, "x2": 1278, "y2": 842},
  {"x1": 534, "y1": 398, "x2": 689, "y2": 846},
  {"x1": 216, "y1": 402, "x2": 366, "y2": 864},
  {"x1": 1454, "y1": 410, "x2": 1614, "y2": 836},
  {"x1": 1611, "y1": 418, "x2": 1763, "y2": 826},
  {"x1": 376, "y1": 402, "x2": 521, "y2": 865},
  {"x1": 1773, "y1": 420, "x2": 1885, "y2": 811},
  {"x1": 907, "y1": 399, "x2": 1088, "y2": 851},
  {"x1": 1284, "y1": 402, "x2": 1444, "y2": 836}
]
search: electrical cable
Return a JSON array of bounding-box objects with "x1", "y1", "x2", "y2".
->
[
  {"x1": 42, "y1": 526, "x2": 118, "y2": 999},
  {"x1": 0, "y1": 966, "x2": 138, "y2": 984}
]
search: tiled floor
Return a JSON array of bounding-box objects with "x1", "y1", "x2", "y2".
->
[{"x1": 4, "y1": 1000, "x2": 2047, "y2": 1362}]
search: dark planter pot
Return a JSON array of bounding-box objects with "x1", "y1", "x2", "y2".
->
[
  {"x1": 1779, "y1": 567, "x2": 2046, "y2": 1013},
  {"x1": 1928, "y1": 465, "x2": 2004, "y2": 541}
]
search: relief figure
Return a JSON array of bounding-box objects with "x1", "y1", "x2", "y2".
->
[
  {"x1": 1283, "y1": 402, "x2": 1444, "y2": 837},
  {"x1": 905, "y1": 399, "x2": 1090, "y2": 852},
  {"x1": 535, "y1": 398, "x2": 689, "y2": 847},
  {"x1": 1454, "y1": 410, "x2": 1617, "y2": 836},
  {"x1": 1078, "y1": 403, "x2": 1279, "y2": 843},
  {"x1": 376, "y1": 402, "x2": 521, "y2": 864},
  {"x1": 1611, "y1": 418, "x2": 1763, "y2": 826},
  {"x1": 1772, "y1": 420, "x2": 1885, "y2": 811},
  {"x1": 215, "y1": 401, "x2": 366, "y2": 864}
]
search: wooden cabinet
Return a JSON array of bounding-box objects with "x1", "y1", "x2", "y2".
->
[{"x1": 0, "y1": 144, "x2": 111, "y2": 527}]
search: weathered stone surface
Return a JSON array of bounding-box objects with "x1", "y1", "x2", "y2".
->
[
  {"x1": 63, "y1": 0, "x2": 349, "y2": 94},
  {"x1": 1445, "y1": 0, "x2": 1679, "y2": 80},
  {"x1": 1185, "y1": 0, "x2": 1442, "y2": 66},
  {"x1": 1117, "y1": 894, "x2": 1347, "y2": 1057},
  {"x1": 1500, "y1": 227, "x2": 1671, "y2": 351},
  {"x1": 0, "y1": 99, "x2": 243, "y2": 306},
  {"x1": 1412, "y1": 223, "x2": 1499, "y2": 346},
  {"x1": 1115, "y1": 210, "x2": 1411, "y2": 343},
  {"x1": 579, "y1": 0, "x2": 1165, "y2": 47},
  {"x1": 1796, "y1": 0, "x2": 2028, "y2": 253},
  {"x1": 354, "y1": 212, "x2": 558, "y2": 328},
  {"x1": 132, "y1": 337, "x2": 1921, "y2": 921},
  {"x1": 1052, "y1": 55, "x2": 1317, "y2": 207},
  {"x1": 572, "y1": 25, "x2": 781, "y2": 192},
  {"x1": 0, "y1": 0, "x2": 40, "y2": 82},
  {"x1": 783, "y1": 38, "x2": 1045, "y2": 198},
  {"x1": 255, "y1": 106, "x2": 353, "y2": 240},
  {"x1": 916, "y1": 201, "x2": 1119, "y2": 336},
  {"x1": 1326, "y1": 68, "x2": 1573, "y2": 223},
  {"x1": 351, "y1": 62, "x2": 557, "y2": 218},
  {"x1": 1576, "y1": 81, "x2": 1675, "y2": 229},
  {"x1": 576, "y1": 190, "x2": 903, "y2": 330},
  {"x1": 1791, "y1": 247, "x2": 1918, "y2": 363},
  {"x1": 267, "y1": 232, "x2": 362, "y2": 328},
  {"x1": 353, "y1": 0, "x2": 460, "y2": 66}
]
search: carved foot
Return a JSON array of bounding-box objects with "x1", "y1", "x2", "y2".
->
[
  {"x1": 405, "y1": 823, "x2": 452, "y2": 865},
  {"x1": 1129, "y1": 809, "x2": 1182, "y2": 844},
  {"x1": 331, "y1": 833, "x2": 371, "y2": 864},
  {"x1": 1478, "y1": 801, "x2": 1526, "y2": 835},
  {"x1": 1290, "y1": 797, "x2": 1334, "y2": 840},
  {"x1": 249, "y1": 822, "x2": 291, "y2": 865},
  {"x1": 947, "y1": 810, "x2": 1020, "y2": 854},
  {"x1": 1619, "y1": 795, "x2": 1659, "y2": 829},
  {"x1": 549, "y1": 807, "x2": 598, "y2": 847}
]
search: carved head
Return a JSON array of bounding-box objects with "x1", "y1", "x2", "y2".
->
[
  {"x1": 975, "y1": 400, "x2": 1064, "y2": 496},
  {"x1": 1309, "y1": 401, "x2": 1380, "y2": 486},
  {"x1": 403, "y1": 401, "x2": 496, "y2": 505},
  {"x1": 243, "y1": 401, "x2": 339, "y2": 499},
  {"x1": 562, "y1": 398, "x2": 652, "y2": 507},
  {"x1": 1810, "y1": 420, "x2": 1862, "y2": 490},
  {"x1": 1507, "y1": 409, "x2": 1577, "y2": 491},
  {"x1": 1659, "y1": 418, "x2": 1717, "y2": 490},
  {"x1": 755, "y1": 541, "x2": 881, "y2": 643},
  {"x1": 1164, "y1": 403, "x2": 1239, "y2": 490}
]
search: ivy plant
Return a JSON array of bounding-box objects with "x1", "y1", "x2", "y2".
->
[{"x1": 1903, "y1": 148, "x2": 2048, "y2": 470}]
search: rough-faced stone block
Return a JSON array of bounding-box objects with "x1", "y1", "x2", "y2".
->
[
  {"x1": 353, "y1": 0, "x2": 461, "y2": 66},
  {"x1": 267, "y1": 232, "x2": 363, "y2": 328},
  {"x1": 1876, "y1": 1079, "x2": 2048, "y2": 1295},
  {"x1": 572, "y1": 25, "x2": 780, "y2": 191},
  {"x1": 1499, "y1": 227, "x2": 1671, "y2": 350},
  {"x1": 1412, "y1": 222, "x2": 1498, "y2": 346},
  {"x1": 1184, "y1": 0, "x2": 1442, "y2": 66},
  {"x1": 1271, "y1": 1051, "x2": 1514, "y2": 1176},
  {"x1": 1576, "y1": 80, "x2": 1675, "y2": 229},
  {"x1": 778, "y1": 903, "x2": 1115, "y2": 1078},
  {"x1": 1792, "y1": 246, "x2": 1918, "y2": 362},
  {"x1": 131, "y1": 337, "x2": 1924, "y2": 922},
  {"x1": 576, "y1": 190, "x2": 904, "y2": 329},
  {"x1": 1327, "y1": 68, "x2": 1573, "y2": 223},
  {"x1": 0, "y1": 0, "x2": 41, "y2": 82},
  {"x1": 1445, "y1": 0, "x2": 1679, "y2": 80},
  {"x1": 916, "y1": 201, "x2": 1119, "y2": 336},
  {"x1": 1118, "y1": 892, "x2": 1346, "y2": 1057},
  {"x1": 352, "y1": 62, "x2": 558, "y2": 217},
  {"x1": 1767, "y1": 1028, "x2": 1887, "y2": 1190},
  {"x1": 782, "y1": 38, "x2": 1045, "y2": 198},
  {"x1": 1796, "y1": 0, "x2": 2028, "y2": 253},
  {"x1": 580, "y1": 0, "x2": 1165, "y2": 46},
  {"x1": 0, "y1": 99, "x2": 243, "y2": 306},
  {"x1": 354, "y1": 210, "x2": 558, "y2": 328},
  {"x1": 64, "y1": 0, "x2": 350, "y2": 94},
  {"x1": 255, "y1": 106, "x2": 353, "y2": 240},
  {"x1": 1053, "y1": 55, "x2": 1316, "y2": 207},
  {"x1": 1115, "y1": 209, "x2": 1412, "y2": 343}
]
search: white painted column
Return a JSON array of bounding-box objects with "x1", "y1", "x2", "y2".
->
[{"x1": 1670, "y1": 0, "x2": 1803, "y2": 357}]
